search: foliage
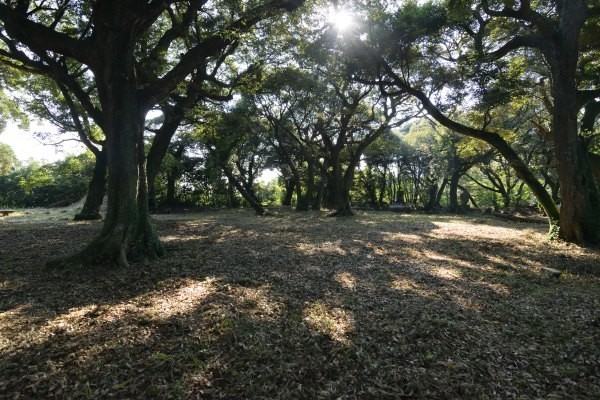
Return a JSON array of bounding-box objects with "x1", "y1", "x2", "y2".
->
[
  {"x1": 0, "y1": 142, "x2": 16, "y2": 175},
  {"x1": 0, "y1": 152, "x2": 93, "y2": 207}
]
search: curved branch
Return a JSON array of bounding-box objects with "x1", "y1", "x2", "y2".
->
[
  {"x1": 139, "y1": 0, "x2": 305, "y2": 108},
  {"x1": 482, "y1": 0, "x2": 555, "y2": 37},
  {"x1": 372, "y1": 53, "x2": 560, "y2": 223},
  {"x1": 58, "y1": 84, "x2": 102, "y2": 156},
  {"x1": 486, "y1": 35, "x2": 550, "y2": 60}
]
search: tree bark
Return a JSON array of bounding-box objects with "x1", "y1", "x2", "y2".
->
[
  {"x1": 434, "y1": 177, "x2": 448, "y2": 208},
  {"x1": 282, "y1": 175, "x2": 296, "y2": 206},
  {"x1": 424, "y1": 181, "x2": 438, "y2": 212},
  {"x1": 448, "y1": 170, "x2": 461, "y2": 213},
  {"x1": 75, "y1": 149, "x2": 107, "y2": 221},
  {"x1": 330, "y1": 149, "x2": 354, "y2": 216},
  {"x1": 50, "y1": 4, "x2": 164, "y2": 267},
  {"x1": 548, "y1": 6, "x2": 600, "y2": 242}
]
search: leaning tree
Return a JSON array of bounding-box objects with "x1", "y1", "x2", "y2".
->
[
  {"x1": 343, "y1": 0, "x2": 600, "y2": 243},
  {"x1": 0, "y1": 0, "x2": 304, "y2": 266}
]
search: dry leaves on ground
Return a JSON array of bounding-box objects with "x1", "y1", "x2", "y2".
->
[{"x1": 0, "y1": 208, "x2": 599, "y2": 399}]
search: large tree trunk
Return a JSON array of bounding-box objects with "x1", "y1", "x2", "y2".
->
[
  {"x1": 448, "y1": 170, "x2": 460, "y2": 213},
  {"x1": 294, "y1": 172, "x2": 309, "y2": 211},
  {"x1": 282, "y1": 175, "x2": 296, "y2": 206},
  {"x1": 50, "y1": 8, "x2": 164, "y2": 267},
  {"x1": 549, "y1": 13, "x2": 600, "y2": 243},
  {"x1": 424, "y1": 182, "x2": 438, "y2": 212},
  {"x1": 166, "y1": 173, "x2": 177, "y2": 208},
  {"x1": 331, "y1": 153, "x2": 353, "y2": 216},
  {"x1": 75, "y1": 149, "x2": 107, "y2": 221}
]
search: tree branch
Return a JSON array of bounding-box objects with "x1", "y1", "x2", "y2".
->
[
  {"x1": 139, "y1": 0, "x2": 304, "y2": 108},
  {"x1": 0, "y1": 4, "x2": 95, "y2": 65}
]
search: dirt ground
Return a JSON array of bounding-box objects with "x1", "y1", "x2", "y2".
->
[{"x1": 0, "y1": 207, "x2": 599, "y2": 399}]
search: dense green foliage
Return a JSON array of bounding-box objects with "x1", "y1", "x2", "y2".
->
[{"x1": 0, "y1": 152, "x2": 93, "y2": 208}]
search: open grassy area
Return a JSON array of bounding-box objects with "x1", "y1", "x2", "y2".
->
[{"x1": 1, "y1": 208, "x2": 599, "y2": 399}]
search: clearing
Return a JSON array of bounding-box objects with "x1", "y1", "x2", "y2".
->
[{"x1": 0, "y1": 208, "x2": 599, "y2": 399}]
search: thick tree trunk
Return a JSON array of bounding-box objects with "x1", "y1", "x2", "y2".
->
[
  {"x1": 448, "y1": 170, "x2": 461, "y2": 213},
  {"x1": 332, "y1": 180, "x2": 353, "y2": 216},
  {"x1": 550, "y1": 27, "x2": 600, "y2": 243},
  {"x1": 295, "y1": 173, "x2": 309, "y2": 212},
  {"x1": 75, "y1": 149, "x2": 107, "y2": 221},
  {"x1": 331, "y1": 153, "x2": 354, "y2": 216},
  {"x1": 424, "y1": 182, "x2": 438, "y2": 212},
  {"x1": 282, "y1": 175, "x2": 296, "y2": 206},
  {"x1": 166, "y1": 173, "x2": 177, "y2": 208},
  {"x1": 49, "y1": 8, "x2": 164, "y2": 267}
]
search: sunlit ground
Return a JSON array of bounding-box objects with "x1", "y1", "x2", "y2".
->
[{"x1": 1, "y1": 208, "x2": 599, "y2": 398}]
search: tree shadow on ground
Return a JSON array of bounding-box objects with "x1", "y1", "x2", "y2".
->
[{"x1": 0, "y1": 210, "x2": 599, "y2": 398}]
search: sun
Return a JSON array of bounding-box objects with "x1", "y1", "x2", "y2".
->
[{"x1": 328, "y1": 8, "x2": 356, "y2": 32}]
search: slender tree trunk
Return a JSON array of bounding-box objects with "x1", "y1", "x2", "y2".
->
[
  {"x1": 221, "y1": 165, "x2": 266, "y2": 215},
  {"x1": 313, "y1": 166, "x2": 327, "y2": 210},
  {"x1": 435, "y1": 177, "x2": 448, "y2": 208},
  {"x1": 458, "y1": 184, "x2": 478, "y2": 208},
  {"x1": 75, "y1": 149, "x2": 107, "y2": 221},
  {"x1": 146, "y1": 117, "x2": 181, "y2": 210},
  {"x1": 306, "y1": 162, "x2": 315, "y2": 208},
  {"x1": 212, "y1": 151, "x2": 264, "y2": 214},
  {"x1": 166, "y1": 173, "x2": 177, "y2": 208}
]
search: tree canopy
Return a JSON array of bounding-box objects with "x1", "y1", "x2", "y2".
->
[{"x1": 1, "y1": 0, "x2": 599, "y2": 262}]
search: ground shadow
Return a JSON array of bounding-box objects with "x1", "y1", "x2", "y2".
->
[{"x1": 1, "y1": 210, "x2": 598, "y2": 398}]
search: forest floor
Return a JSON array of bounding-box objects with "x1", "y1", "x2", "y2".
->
[{"x1": 0, "y1": 207, "x2": 599, "y2": 399}]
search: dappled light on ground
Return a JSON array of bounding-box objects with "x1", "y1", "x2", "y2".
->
[
  {"x1": 335, "y1": 272, "x2": 357, "y2": 291},
  {"x1": 304, "y1": 301, "x2": 355, "y2": 345},
  {"x1": 1, "y1": 209, "x2": 599, "y2": 398}
]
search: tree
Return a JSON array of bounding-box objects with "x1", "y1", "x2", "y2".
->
[
  {"x1": 199, "y1": 103, "x2": 269, "y2": 215},
  {"x1": 381, "y1": 0, "x2": 600, "y2": 242},
  {"x1": 0, "y1": 142, "x2": 16, "y2": 175},
  {"x1": 464, "y1": 0, "x2": 600, "y2": 243},
  {"x1": 20, "y1": 74, "x2": 107, "y2": 220},
  {"x1": 0, "y1": 0, "x2": 304, "y2": 266},
  {"x1": 343, "y1": 0, "x2": 566, "y2": 235},
  {"x1": 250, "y1": 68, "x2": 327, "y2": 211}
]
